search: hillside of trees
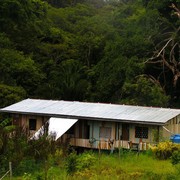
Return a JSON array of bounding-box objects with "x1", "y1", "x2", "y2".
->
[{"x1": 0, "y1": 0, "x2": 179, "y2": 108}]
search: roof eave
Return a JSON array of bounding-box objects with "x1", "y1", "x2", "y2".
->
[{"x1": 0, "y1": 110, "x2": 165, "y2": 126}]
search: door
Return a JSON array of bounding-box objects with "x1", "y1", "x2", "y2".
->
[{"x1": 121, "y1": 124, "x2": 129, "y2": 141}]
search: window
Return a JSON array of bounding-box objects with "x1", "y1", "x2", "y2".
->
[
  {"x1": 100, "y1": 127, "x2": 111, "y2": 139},
  {"x1": 135, "y1": 126, "x2": 148, "y2": 139},
  {"x1": 29, "y1": 119, "x2": 37, "y2": 130}
]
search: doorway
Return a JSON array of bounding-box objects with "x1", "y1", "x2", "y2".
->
[{"x1": 121, "y1": 123, "x2": 129, "y2": 141}]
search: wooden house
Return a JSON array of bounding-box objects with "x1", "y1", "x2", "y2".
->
[{"x1": 0, "y1": 99, "x2": 180, "y2": 151}]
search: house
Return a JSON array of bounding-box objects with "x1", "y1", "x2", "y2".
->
[{"x1": 0, "y1": 99, "x2": 180, "y2": 151}]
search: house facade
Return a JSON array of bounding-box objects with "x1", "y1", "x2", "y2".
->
[{"x1": 1, "y1": 99, "x2": 180, "y2": 151}]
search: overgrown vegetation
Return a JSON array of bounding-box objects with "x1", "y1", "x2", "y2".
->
[
  {"x1": 0, "y1": 125, "x2": 180, "y2": 179},
  {"x1": 0, "y1": 0, "x2": 180, "y2": 178},
  {"x1": 0, "y1": 0, "x2": 179, "y2": 108},
  {"x1": 150, "y1": 141, "x2": 180, "y2": 167},
  {"x1": 65, "y1": 150, "x2": 96, "y2": 175},
  {"x1": 2, "y1": 148, "x2": 180, "y2": 179},
  {"x1": 150, "y1": 141, "x2": 180, "y2": 160}
]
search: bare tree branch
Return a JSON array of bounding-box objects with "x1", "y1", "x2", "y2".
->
[
  {"x1": 157, "y1": 38, "x2": 173, "y2": 57},
  {"x1": 170, "y1": 3, "x2": 180, "y2": 18}
]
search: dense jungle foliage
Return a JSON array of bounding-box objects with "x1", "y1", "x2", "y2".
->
[
  {"x1": 0, "y1": 0, "x2": 180, "y2": 108},
  {"x1": 0, "y1": 1, "x2": 180, "y2": 178}
]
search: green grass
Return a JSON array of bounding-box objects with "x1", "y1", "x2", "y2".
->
[
  {"x1": 85, "y1": 151, "x2": 179, "y2": 180},
  {"x1": 3, "y1": 151, "x2": 180, "y2": 180}
]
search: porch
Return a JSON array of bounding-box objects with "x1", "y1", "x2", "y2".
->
[{"x1": 69, "y1": 138, "x2": 150, "y2": 151}]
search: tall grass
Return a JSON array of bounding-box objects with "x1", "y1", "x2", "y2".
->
[
  {"x1": 69, "y1": 150, "x2": 180, "y2": 180},
  {"x1": 6, "y1": 150, "x2": 180, "y2": 180}
]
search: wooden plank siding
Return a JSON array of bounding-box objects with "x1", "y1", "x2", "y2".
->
[
  {"x1": 162, "y1": 115, "x2": 180, "y2": 139},
  {"x1": 10, "y1": 114, "x2": 180, "y2": 151},
  {"x1": 67, "y1": 120, "x2": 155, "y2": 150},
  {"x1": 12, "y1": 114, "x2": 48, "y2": 136}
]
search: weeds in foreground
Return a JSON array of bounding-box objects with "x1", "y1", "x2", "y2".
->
[
  {"x1": 2, "y1": 149, "x2": 180, "y2": 180},
  {"x1": 2, "y1": 123, "x2": 178, "y2": 179},
  {"x1": 45, "y1": 150, "x2": 180, "y2": 179}
]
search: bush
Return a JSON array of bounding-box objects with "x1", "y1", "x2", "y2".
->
[
  {"x1": 14, "y1": 158, "x2": 40, "y2": 176},
  {"x1": 171, "y1": 151, "x2": 180, "y2": 165},
  {"x1": 65, "y1": 151, "x2": 78, "y2": 175},
  {"x1": 48, "y1": 149, "x2": 64, "y2": 166},
  {"x1": 150, "y1": 141, "x2": 180, "y2": 160},
  {"x1": 65, "y1": 151, "x2": 96, "y2": 175},
  {"x1": 76, "y1": 151, "x2": 96, "y2": 171}
]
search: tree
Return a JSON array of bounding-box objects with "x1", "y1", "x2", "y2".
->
[
  {"x1": 0, "y1": 84, "x2": 26, "y2": 108},
  {"x1": 0, "y1": 0, "x2": 49, "y2": 54},
  {"x1": 0, "y1": 48, "x2": 44, "y2": 96},
  {"x1": 145, "y1": 1, "x2": 180, "y2": 107},
  {"x1": 58, "y1": 59, "x2": 89, "y2": 100},
  {"x1": 120, "y1": 76, "x2": 170, "y2": 107},
  {"x1": 88, "y1": 1, "x2": 156, "y2": 103},
  {"x1": 0, "y1": 33, "x2": 44, "y2": 100}
]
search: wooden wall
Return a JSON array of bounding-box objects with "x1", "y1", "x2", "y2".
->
[
  {"x1": 12, "y1": 113, "x2": 177, "y2": 145},
  {"x1": 162, "y1": 115, "x2": 180, "y2": 139},
  {"x1": 75, "y1": 120, "x2": 158, "y2": 144},
  {"x1": 12, "y1": 114, "x2": 48, "y2": 136}
]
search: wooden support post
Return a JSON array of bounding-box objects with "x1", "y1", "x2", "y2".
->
[
  {"x1": 9, "y1": 162, "x2": 12, "y2": 179},
  {"x1": 98, "y1": 140, "x2": 101, "y2": 156},
  {"x1": 98, "y1": 140, "x2": 101, "y2": 168},
  {"x1": 119, "y1": 128, "x2": 121, "y2": 159},
  {"x1": 119, "y1": 142, "x2": 120, "y2": 159}
]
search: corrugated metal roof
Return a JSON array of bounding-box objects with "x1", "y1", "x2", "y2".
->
[{"x1": 0, "y1": 99, "x2": 180, "y2": 125}]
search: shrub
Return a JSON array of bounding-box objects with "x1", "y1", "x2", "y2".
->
[
  {"x1": 65, "y1": 151, "x2": 96, "y2": 175},
  {"x1": 76, "y1": 151, "x2": 96, "y2": 171},
  {"x1": 27, "y1": 138, "x2": 53, "y2": 161},
  {"x1": 48, "y1": 149, "x2": 64, "y2": 166},
  {"x1": 22, "y1": 173, "x2": 33, "y2": 180},
  {"x1": 14, "y1": 158, "x2": 40, "y2": 176},
  {"x1": 54, "y1": 149, "x2": 65, "y2": 166},
  {"x1": 150, "y1": 141, "x2": 180, "y2": 160},
  {"x1": 65, "y1": 151, "x2": 78, "y2": 175},
  {"x1": 171, "y1": 150, "x2": 180, "y2": 165}
]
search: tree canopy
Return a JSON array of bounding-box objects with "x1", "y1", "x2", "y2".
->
[{"x1": 0, "y1": 0, "x2": 179, "y2": 108}]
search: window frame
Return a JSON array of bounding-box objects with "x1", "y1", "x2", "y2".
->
[
  {"x1": 29, "y1": 118, "x2": 37, "y2": 130},
  {"x1": 135, "y1": 126, "x2": 148, "y2": 139}
]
